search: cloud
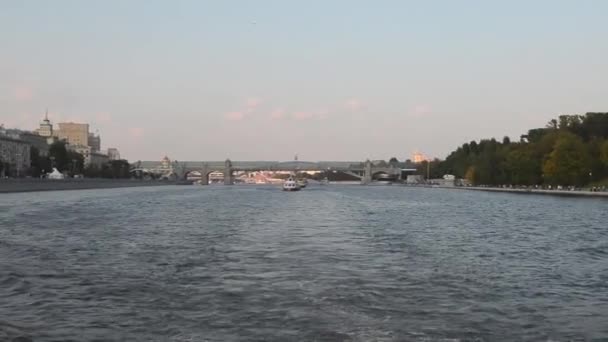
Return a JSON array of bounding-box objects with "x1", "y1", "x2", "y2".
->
[
  {"x1": 344, "y1": 99, "x2": 365, "y2": 111},
  {"x1": 316, "y1": 108, "x2": 329, "y2": 120},
  {"x1": 411, "y1": 105, "x2": 432, "y2": 117},
  {"x1": 292, "y1": 111, "x2": 316, "y2": 120},
  {"x1": 224, "y1": 111, "x2": 245, "y2": 121},
  {"x1": 13, "y1": 86, "x2": 33, "y2": 102},
  {"x1": 246, "y1": 97, "x2": 262, "y2": 111},
  {"x1": 292, "y1": 108, "x2": 331, "y2": 121},
  {"x1": 0, "y1": 112, "x2": 33, "y2": 129},
  {"x1": 270, "y1": 108, "x2": 285, "y2": 120},
  {"x1": 128, "y1": 127, "x2": 145, "y2": 139},
  {"x1": 223, "y1": 97, "x2": 263, "y2": 121},
  {"x1": 95, "y1": 112, "x2": 112, "y2": 124}
]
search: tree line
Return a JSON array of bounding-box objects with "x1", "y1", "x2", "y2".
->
[
  {"x1": 29, "y1": 141, "x2": 131, "y2": 179},
  {"x1": 434, "y1": 112, "x2": 608, "y2": 186}
]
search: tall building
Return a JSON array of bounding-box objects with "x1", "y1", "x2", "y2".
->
[
  {"x1": 88, "y1": 132, "x2": 101, "y2": 152},
  {"x1": 0, "y1": 133, "x2": 31, "y2": 177},
  {"x1": 56, "y1": 122, "x2": 89, "y2": 147},
  {"x1": 107, "y1": 148, "x2": 121, "y2": 160},
  {"x1": 68, "y1": 145, "x2": 109, "y2": 168},
  {"x1": 36, "y1": 110, "x2": 54, "y2": 137}
]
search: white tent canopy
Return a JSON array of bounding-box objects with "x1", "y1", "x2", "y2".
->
[{"x1": 47, "y1": 168, "x2": 65, "y2": 180}]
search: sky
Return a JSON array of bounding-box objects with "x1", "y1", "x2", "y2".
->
[{"x1": 1, "y1": 0, "x2": 607, "y2": 162}]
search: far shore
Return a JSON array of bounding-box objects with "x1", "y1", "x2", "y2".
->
[{"x1": 443, "y1": 185, "x2": 608, "y2": 198}]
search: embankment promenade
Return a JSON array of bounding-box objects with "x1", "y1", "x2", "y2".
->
[
  {"x1": 448, "y1": 186, "x2": 608, "y2": 198},
  {"x1": 0, "y1": 179, "x2": 179, "y2": 194}
]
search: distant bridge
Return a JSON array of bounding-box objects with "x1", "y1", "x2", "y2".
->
[{"x1": 130, "y1": 160, "x2": 417, "y2": 185}]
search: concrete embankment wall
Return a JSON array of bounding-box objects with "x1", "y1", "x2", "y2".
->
[
  {"x1": 0, "y1": 179, "x2": 177, "y2": 194},
  {"x1": 448, "y1": 186, "x2": 608, "y2": 198}
]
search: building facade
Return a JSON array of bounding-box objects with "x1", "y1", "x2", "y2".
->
[
  {"x1": 36, "y1": 111, "x2": 54, "y2": 137},
  {"x1": 107, "y1": 148, "x2": 121, "y2": 160},
  {"x1": 90, "y1": 152, "x2": 110, "y2": 168},
  {"x1": 56, "y1": 122, "x2": 89, "y2": 147},
  {"x1": 0, "y1": 135, "x2": 31, "y2": 177},
  {"x1": 68, "y1": 145, "x2": 92, "y2": 166},
  {"x1": 68, "y1": 145, "x2": 110, "y2": 169},
  {"x1": 17, "y1": 132, "x2": 51, "y2": 157},
  {"x1": 88, "y1": 133, "x2": 101, "y2": 152}
]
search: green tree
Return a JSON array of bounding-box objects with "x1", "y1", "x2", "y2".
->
[
  {"x1": 110, "y1": 160, "x2": 131, "y2": 178},
  {"x1": 438, "y1": 112, "x2": 608, "y2": 186},
  {"x1": 601, "y1": 140, "x2": 608, "y2": 167},
  {"x1": 49, "y1": 141, "x2": 69, "y2": 171},
  {"x1": 542, "y1": 132, "x2": 591, "y2": 186},
  {"x1": 66, "y1": 151, "x2": 85, "y2": 175},
  {"x1": 29, "y1": 147, "x2": 52, "y2": 177},
  {"x1": 505, "y1": 145, "x2": 541, "y2": 185},
  {"x1": 465, "y1": 166, "x2": 476, "y2": 184},
  {"x1": 84, "y1": 165, "x2": 101, "y2": 178}
]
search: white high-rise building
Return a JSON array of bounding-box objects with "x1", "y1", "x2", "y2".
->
[{"x1": 36, "y1": 110, "x2": 53, "y2": 137}]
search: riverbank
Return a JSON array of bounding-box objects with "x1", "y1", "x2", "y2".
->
[
  {"x1": 0, "y1": 179, "x2": 180, "y2": 194},
  {"x1": 446, "y1": 186, "x2": 608, "y2": 198}
]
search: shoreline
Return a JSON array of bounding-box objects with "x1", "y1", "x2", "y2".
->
[
  {"x1": 443, "y1": 186, "x2": 608, "y2": 198},
  {"x1": 0, "y1": 179, "x2": 180, "y2": 194}
]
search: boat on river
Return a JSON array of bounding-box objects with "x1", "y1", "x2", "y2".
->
[
  {"x1": 283, "y1": 176, "x2": 301, "y2": 191},
  {"x1": 297, "y1": 179, "x2": 308, "y2": 188}
]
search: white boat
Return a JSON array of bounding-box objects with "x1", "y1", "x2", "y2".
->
[
  {"x1": 282, "y1": 176, "x2": 301, "y2": 191},
  {"x1": 297, "y1": 179, "x2": 308, "y2": 188}
]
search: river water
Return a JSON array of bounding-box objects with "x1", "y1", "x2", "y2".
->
[{"x1": 1, "y1": 185, "x2": 607, "y2": 341}]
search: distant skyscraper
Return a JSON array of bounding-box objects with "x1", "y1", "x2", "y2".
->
[
  {"x1": 88, "y1": 132, "x2": 101, "y2": 152},
  {"x1": 56, "y1": 122, "x2": 89, "y2": 147},
  {"x1": 36, "y1": 110, "x2": 53, "y2": 137}
]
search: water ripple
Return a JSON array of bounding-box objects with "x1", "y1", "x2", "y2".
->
[{"x1": 1, "y1": 185, "x2": 607, "y2": 341}]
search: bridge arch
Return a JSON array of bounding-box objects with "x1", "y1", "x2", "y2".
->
[{"x1": 371, "y1": 170, "x2": 398, "y2": 181}]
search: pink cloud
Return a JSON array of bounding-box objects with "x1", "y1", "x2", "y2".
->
[
  {"x1": 316, "y1": 108, "x2": 329, "y2": 120},
  {"x1": 291, "y1": 108, "x2": 330, "y2": 121},
  {"x1": 224, "y1": 111, "x2": 245, "y2": 121},
  {"x1": 95, "y1": 112, "x2": 112, "y2": 124},
  {"x1": 223, "y1": 97, "x2": 263, "y2": 121},
  {"x1": 270, "y1": 108, "x2": 285, "y2": 120},
  {"x1": 13, "y1": 86, "x2": 33, "y2": 102},
  {"x1": 292, "y1": 111, "x2": 315, "y2": 120},
  {"x1": 1, "y1": 113, "x2": 33, "y2": 129},
  {"x1": 411, "y1": 105, "x2": 432, "y2": 117},
  {"x1": 344, "y1": 99, "x2": 365, "y2": 111},
  {"x1": 128, "y1": 127, "x2": 145, "y2": 139},
  {"x1": 246, "y1": 97, "x2": 262, "y2": 111}
]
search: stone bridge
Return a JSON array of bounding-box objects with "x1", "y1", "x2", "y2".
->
[{"x1": 131, "y1": 159, "x2": 416, "y2": 185}]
